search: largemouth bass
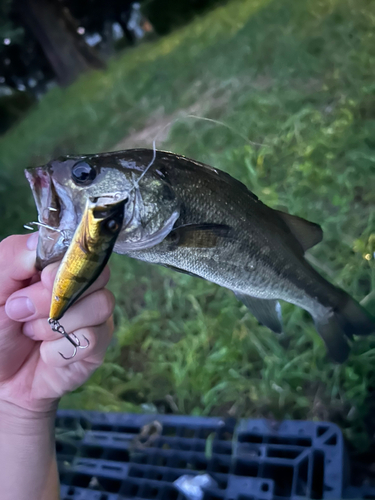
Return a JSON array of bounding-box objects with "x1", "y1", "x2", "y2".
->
[{"x1": 25, "y1": 149, "x2": 375, "y2": 362}]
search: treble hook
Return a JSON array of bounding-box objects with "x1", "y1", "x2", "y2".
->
[
  {"x1": 24, "y1": 221, "x2": 69, "y2": 245},
  {"x1": 48, "y1": 318, "x2": 90, "y2": 359}
]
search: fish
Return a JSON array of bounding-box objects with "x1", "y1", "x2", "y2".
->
[
  {"x1": 49, "y1": 195, "x2": 126, "y2": 322},
  {"x1": 25, "y1": 148, "x2": 375, "y2": 362}
]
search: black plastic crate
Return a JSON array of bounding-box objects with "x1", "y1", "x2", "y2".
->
[{"x1": 56, "y1": 410, "x2": 375, "y2": 500}]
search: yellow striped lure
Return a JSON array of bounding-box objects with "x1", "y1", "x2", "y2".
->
[{"x1": 48, "y1": 195, "x2": 126, "y2": 359}]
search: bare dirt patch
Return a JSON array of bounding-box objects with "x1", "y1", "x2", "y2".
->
[
  {"x1": 112, "y1": 80, "x2": 241, "y2": 151},
  {"x1": 113, "y1": 112, "x2": 179, "y2": 151}
]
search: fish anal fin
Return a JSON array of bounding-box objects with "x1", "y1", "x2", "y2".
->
[
  {"x1": 166, "y1": 223, "x2": 231, "y2": 249},
  {"x1": 234, "y1": 292, "x2": 283, "y2": 334},
  {"x1": 276, "y1": 210, "x2": 323, "y2": 252}
]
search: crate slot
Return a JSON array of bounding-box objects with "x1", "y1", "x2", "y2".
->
[
  {"x1": 267, "y1": 436, "x2": 312, "y2": 447},
  {"x1": 97, "y1": 477, "x2": 122, "y2": 493},
  {"x1": 119, "y1": 480, "x2": 139, "y2": 496},
  {"x1": 233, "y1": 459, "x2": 259, "y2": 477},
  {"x1": 204, "y1": 492, "x2": 225, "y2": 500},
  {"x1": 56, "y1": 440, "x2": 78, "y2": 456},
  {"x1": 262, "y1": 464, "x2": 294, "y2": 497},
  {"x1": 295, "y1": 456, "x2": 309, "y2": 497},
  {"x1": 69, "y1": 473, "x2": 91, "y2": 488},
  {"x1": 104, "y1": 448, "x2": 129, "y2": 462},
  {"x1": 238, "y1": 433, "x2": 263, "y2": 444},
  {"x1": 267, "y1": 447, "x2": 302, "y2": 459},
  {"x1": 317, "y1": 426, "x2": 330, "y2": 438},
  {"x1": 102, "y1": 463, "x2": 123, "y2": 471},
  {"x1": 163, "y1": 426, "x2": 178, "y2": 437},
  {"x1": 182, "y1": 428, "x2": 196, "y2": 438},
  {"x1": 324, "y1": 434, "x2": 337, "y2": 446},
  {"x1": 92, "y1": 424, "x2": 113, "y2": 432},
  {"x1": 311, "y1": 450, "x2": 325, "y2": 499},
  {"x1": 81, "y1": 445, "x2": 104, "y2": 459}
]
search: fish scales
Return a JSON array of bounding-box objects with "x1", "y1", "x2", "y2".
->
[{"x1": 128, "y1": 154, "x2": 332, "y2": 310}]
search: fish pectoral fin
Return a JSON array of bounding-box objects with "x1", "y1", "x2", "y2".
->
[
  {"x1": 234, "y1": 292, "x2": 283, "y2": 333},
  {"x1": 276, "y1": 210, "x2": 323, "y2": 252},
  {"x1": 166, "y1": 223, "x2": 231, "y2": 249}
]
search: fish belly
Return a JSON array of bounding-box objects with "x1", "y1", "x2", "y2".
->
[{"x1": 127, "y1": 245, "x2": 327, "y2": 316}]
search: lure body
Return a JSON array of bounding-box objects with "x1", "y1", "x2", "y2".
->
[{"x1": 50, "y1": 197, "x2": 125, "y2": 321}]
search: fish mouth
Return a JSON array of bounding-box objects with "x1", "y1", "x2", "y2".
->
[{"x1": 25, "y1": 167, "x2": 77, "y2": 269}]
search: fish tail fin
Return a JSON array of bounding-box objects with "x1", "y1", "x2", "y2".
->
[
  {"x1": 314, "y1": 294, "x2": 375, "y2": 363},
  {"x1": 336, "y1": 294, "x2": 375, "y2": 337}
]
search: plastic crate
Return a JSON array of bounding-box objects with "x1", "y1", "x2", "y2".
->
[{"x1": 56, "y1": 410, "x2": 374, "y2": 500}]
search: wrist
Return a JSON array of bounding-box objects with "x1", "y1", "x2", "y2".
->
[
  {"x1": 0, "y1": 399, "x2": 59, "y2": 435},
  {"x1": 0, "y1": 400, "x2": 60, "y2": 500}
]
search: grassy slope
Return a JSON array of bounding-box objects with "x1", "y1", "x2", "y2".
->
[{"x1": 0, "y1": 0, "x2": 375, "y2": 456}]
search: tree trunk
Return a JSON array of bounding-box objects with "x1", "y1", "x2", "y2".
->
[
  {"x1": 14, "y1": 0, "x2": 105, "y2": 86},
  {"x1": 100, "y1": 19, "x2": 115, "y2": 58}
]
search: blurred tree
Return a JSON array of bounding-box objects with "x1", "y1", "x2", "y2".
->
[
  {"x1": 12, "y1": 0, "x2": 106, "y2": 86},
  {"x1": 0, "y1": 0, "x2": 23, "y2": 42},
  {"x1": 64, "y1": 0, "x2": 138, "y2": 58},
  {"x1": 0, "y1": 33, "x2": 55, "y2": 96},
  {"x1": 142, "y1": 0, "x2": 227, "y2": 35}
]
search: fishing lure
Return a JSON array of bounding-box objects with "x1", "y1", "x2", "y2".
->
[{"x1": 48, "y1": 195, "x2": 126, "y2": 359}]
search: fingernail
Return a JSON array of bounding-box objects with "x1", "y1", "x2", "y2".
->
[
  {"x1": 6, "y1": 297, "x2": 36, "y2": 321},
  {"x1": 27, "y1": 232, "x2": 39, "y2": 251}
]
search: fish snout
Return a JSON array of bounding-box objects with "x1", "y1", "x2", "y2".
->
[{"x1": 25, "y1": 166, "x2": 51, "y2": 191}]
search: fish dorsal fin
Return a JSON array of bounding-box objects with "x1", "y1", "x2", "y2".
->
[{"x1": 276, "y1": 210, "x2": 323, "y2": 252}]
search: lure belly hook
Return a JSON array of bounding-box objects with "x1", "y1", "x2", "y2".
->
[{"x1": 49, "y1": 318, "x2": 89, "y2": 359}]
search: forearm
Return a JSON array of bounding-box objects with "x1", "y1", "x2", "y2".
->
[{"x1": 0, "y1": 401, "x2": 60, "y2": 500}]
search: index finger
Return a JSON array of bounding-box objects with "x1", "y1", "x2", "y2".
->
[{"x1": 0, "y1": 233, "x2": 38, "y2": 306}]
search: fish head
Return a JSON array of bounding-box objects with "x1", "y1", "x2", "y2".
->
[{"x1": 25, "y1": 150, "x2": 181, "y2": 269}]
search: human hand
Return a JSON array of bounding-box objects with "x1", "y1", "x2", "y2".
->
[{"x1": 0, "y1": 232, "x2": 115, "y2": 418}]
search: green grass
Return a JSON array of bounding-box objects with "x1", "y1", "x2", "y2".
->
[{"x1": 1, "y1": 0, "x2": 375, "y2": 457}]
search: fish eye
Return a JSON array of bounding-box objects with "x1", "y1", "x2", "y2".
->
[
  {"x1": 71, "y1": 161, "x2": 96, "y2": 185},
  {"x1": 106, "y1": 219, "x2": 119, "y2": 232}
]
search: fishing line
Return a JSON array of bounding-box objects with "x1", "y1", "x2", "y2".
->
[
  {"x1": 132, "y1": 139, "x2": 157, "y2": 189},
  {"x1": 185, "y1": 114, "x2": 263, "y2": 147},
  {"x1": 149, "y1": 112, "x2": 264, "y2": 151},
  {"x1": 131, "y1": 112, "x2": 180, "y2": 188},
  {"x1": 132, "y1": 112, "x2": 261, "y2": 188}
]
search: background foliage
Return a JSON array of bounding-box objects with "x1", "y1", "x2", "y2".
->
[{"x1": 0, "y1": 0, "x2": 374, "y2": 474}]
